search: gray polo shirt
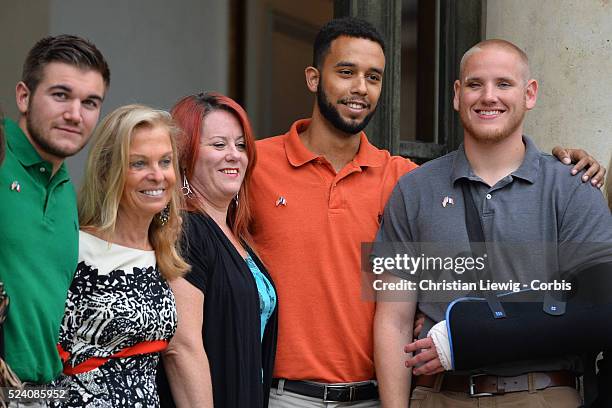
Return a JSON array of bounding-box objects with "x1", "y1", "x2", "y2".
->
[{"x1": 375, "y1": 136, "x2": 612, "y2": 375}]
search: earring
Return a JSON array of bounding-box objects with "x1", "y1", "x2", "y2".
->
[
  {"x1": 234, "y1": 193, "x2": 239, "y2": 207},
  {"x1": 181, "y1": 174, "x2": 194, "y2": 198},
  {"x1": 156, "y1": 205, "x2": 170, "y2": 226}
]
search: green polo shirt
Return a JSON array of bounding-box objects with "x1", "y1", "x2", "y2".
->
[{"x1": 0, "y1": 119, "x2": 78, "y2": 383}]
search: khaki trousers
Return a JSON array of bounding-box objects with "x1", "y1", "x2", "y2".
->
[{"x1": 410, "y1": 385, "x2": 582, "y2": 408}]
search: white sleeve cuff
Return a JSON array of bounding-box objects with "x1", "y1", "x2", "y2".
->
[{"x1": 427, "y1": 320, "x2": 452, "y2": 371}]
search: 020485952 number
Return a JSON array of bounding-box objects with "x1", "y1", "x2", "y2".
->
[{"x1": 1, "y1": 387, "x2": 69, "y2": 402}]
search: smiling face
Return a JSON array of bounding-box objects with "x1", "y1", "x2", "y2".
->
[
  {"x1": 120, "y1": 124, "x2": 176, "y2": 219},
  {"x1": 193, "y1": 109, "x2": 248, "y2": 208},
  {"x1": 453, "y1": 46, "x2": 537, "y2": 144},
  {"x1": 16, "y1": 62, "x2": 105, "y2": 165},
  {"x1": 313, "y1": 36, "x2": 385, "y2": 135}
]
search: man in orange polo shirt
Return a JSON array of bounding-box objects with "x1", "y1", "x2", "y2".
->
[
  {"x1": 249, "y1": 18, "x2": 413, "y2": 407},
  {"x1": 249, "y1": 17, "x2": 605, "y2": 407}
]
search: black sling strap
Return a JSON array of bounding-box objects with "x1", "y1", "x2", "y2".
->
[
  {"x1": 460, "y1": 179, "x2": 566, "y2": 318},
  {"x1": 459, "y1": 181, "x2": 506, "y2": 319}
]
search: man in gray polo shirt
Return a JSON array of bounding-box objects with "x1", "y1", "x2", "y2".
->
[{"x1": 373, "y1": 39, "x2": 612, "y2": 407}]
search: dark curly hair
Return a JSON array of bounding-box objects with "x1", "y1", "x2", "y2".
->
[{"x1": 313, "y1": 17, "x2": 385, "y2": 69}]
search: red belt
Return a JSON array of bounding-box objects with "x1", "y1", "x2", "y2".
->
[{"x1": 58, "y1": 340, "x2": 168, "y2": 375}]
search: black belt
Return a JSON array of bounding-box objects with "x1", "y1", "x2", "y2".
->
[{"x1": 271, "y1": 378, "x2": 378, "y2": 402}]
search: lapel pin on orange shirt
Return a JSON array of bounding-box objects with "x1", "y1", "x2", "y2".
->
[
  {"x1": 442, "y1": 196, "x2": 454, "y2": 207},
  {"x1": 275, "y1": 196, "x2": 287, "y2": 207},
  {"x1": 10, "y1": 181, "x2": 21, "y2": 192}
]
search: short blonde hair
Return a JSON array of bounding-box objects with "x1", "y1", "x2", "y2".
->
[
  {"x1": 78, "y1": 104, "x2": 189, "y2": 279},
  {"x1": 460, "y1": 39, "x2": 531, "y2": 83}
]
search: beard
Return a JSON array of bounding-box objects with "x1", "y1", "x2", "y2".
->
[
  {"x1": 316, "y1": 79, "x2": 377, "y2": 136},
  {"x1": 460, "y1": 107, "x2": 526, "y2": 144},
  {"x1": 26, "y1": 104, "x2": 84, "y2": 159}
]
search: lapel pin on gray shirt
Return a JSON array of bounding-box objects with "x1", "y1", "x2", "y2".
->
[{"x1": 442, "y1": 196, "x2": 454, "y2": 207}]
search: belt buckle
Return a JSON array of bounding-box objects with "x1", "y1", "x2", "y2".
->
[
  {"x1": 323, "y1": 384, "x2": 355, "y2": 403},
  {"x1": 469, "y1": 374, "x2": 493, "y2": 398}
]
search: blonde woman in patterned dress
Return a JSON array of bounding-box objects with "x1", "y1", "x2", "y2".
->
[{"x1": 53, "y1": 105, "x2": 189, "y2": 407}]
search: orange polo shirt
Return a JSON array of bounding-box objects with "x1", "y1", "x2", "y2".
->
[{"x1": 250, "y1": 119, "x2": 417, "y2": 382}]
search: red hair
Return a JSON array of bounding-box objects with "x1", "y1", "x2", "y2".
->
[{"x1": 171, "y1": 92, "x2": 257, "y2": 244}]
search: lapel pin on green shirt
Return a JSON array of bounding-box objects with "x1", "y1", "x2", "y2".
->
[{"x1": 10, "y1": 181, "x2": 20, "y2": 192}]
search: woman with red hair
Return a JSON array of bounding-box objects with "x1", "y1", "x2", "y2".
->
[{"x1": 159, "y1": 92, "x2": 278, "y2": 407}]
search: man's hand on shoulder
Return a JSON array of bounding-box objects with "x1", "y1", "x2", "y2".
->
[{"x1": 552, "y1": 146, "x2": 605, "y2": 188}]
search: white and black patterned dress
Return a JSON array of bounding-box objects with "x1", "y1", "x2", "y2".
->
[{"x1": 53, "y1": 231, "x2": 176, "y2": 408}]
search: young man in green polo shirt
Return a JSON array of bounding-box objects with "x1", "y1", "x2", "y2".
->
[{"x1": 0, "y1": 35, "x2": 109, "y2": 389}]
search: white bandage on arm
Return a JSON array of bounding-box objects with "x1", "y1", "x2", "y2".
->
[{"x1": 427, "y1": 320, "x2": 453, "y2": 371}]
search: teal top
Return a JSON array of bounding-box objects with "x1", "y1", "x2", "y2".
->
[
  {"x1": 245, "y1": 254, "x2": 277, "y2": 340},
  {"x1": 0, "y1": 119, "x2": 78, "y2": 383}
]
